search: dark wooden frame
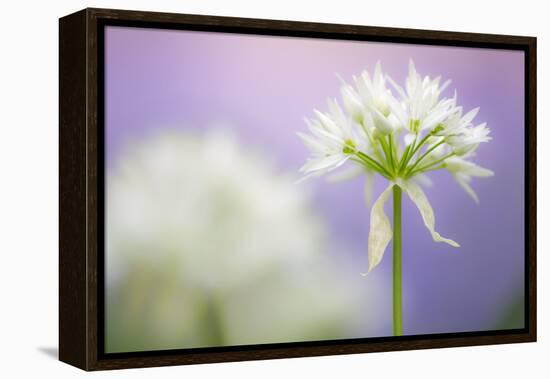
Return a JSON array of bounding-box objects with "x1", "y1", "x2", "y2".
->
[{"x1": 59, "y1": 7, "x2": 537, "y2": 371}]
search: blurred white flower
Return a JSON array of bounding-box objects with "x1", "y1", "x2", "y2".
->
[{"x1": 106, "y1": 128, "x2": 369, "y2": 351}]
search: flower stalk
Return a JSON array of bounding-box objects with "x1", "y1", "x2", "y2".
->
[
  {"x1": 392, "y1": 184, "x2": 402, "y2": 336},
  {"x1": 297, "y1": 60, "x2": 494, "y2": 337}
]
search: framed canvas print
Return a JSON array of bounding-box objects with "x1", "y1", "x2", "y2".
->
[{"x1": 59, "y1": 8, "x2": 536, "y2": 371}]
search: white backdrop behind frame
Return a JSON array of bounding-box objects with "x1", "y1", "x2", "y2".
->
[{"x1": 0, "y1": 0, "x2": 546, "y2": 378}]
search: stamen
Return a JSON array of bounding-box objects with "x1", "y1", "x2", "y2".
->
[{"x1": 342, "y1": 139, "x2": 356, "y2": 154}]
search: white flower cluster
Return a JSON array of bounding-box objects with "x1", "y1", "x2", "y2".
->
[
  {"x1": 106, "y1": 129, "x2": 366, "y2": 351},
  {"x1": 298, "y1": 60, "x2": 494, "y2": 273}
]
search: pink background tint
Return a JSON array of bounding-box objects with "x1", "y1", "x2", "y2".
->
[{"x1": 105, "y1": 26, "x2": 525, "y2": 337}]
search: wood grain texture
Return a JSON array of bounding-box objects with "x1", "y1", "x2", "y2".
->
[
  {"x1": 88, "y1": 7, "x2": 533, "y2": 47},
  {"x1": 59, "y1": 9, "x2": 88, "y2": 370},
  {"x1": 58, "y1": 7, "x2": 537, "y2": 371},
  {"x1": 526, "y1": 38, "x2": 537, "y2": 339},
  {"x1": 91, "y1": 332, "x2": 533, "y2": 371}
]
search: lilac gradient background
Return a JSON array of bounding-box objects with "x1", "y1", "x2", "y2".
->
[{"x1": 105, "y1": 26, "x2": 525, "y2": 337}]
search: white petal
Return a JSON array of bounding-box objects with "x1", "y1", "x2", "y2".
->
[
  {"x1": 371, "y1": 109, "x2": 395, "y2": 135},
  {"x1": 440, "y1": 79, "x2": 452, "y2": 93},
  {"x1": 453, "y1": 173, "x2": 479, "y2": 203},
  {"x1": 404, "y1": 133, "x2": 416, "y2": 146},
  {"x1": 386, "y1": 75, "x2": 407, "y2": 100},
  {"x1": 462, "y1": 107, "x2": 480, "y2": 125},
  {"x1": 341, "y1": 85, "x2": 364, "y2": 122},
  {"x1": 355, "y1": 72, "x2": 371, "y2": 101},
  {"x1": 388, "y1": 114, "x2": 402, "y2": 130},
  {"x1": 309, "y1": 123, "x2": 344, "y2": 146},
  {"x1": 327, "y1": 165, "x2": 363, "y2": 182},
  {"x1": 469, "y1": 166, "x2": 494, "y2": 177},
  {"x1": 364, "y1": 170, "x2": 375, "y2": 206},
  {"x1": 408, "y1": 59, "x2": 418, "y2": 81},
  {"x1": 314, "y1": 110, "x2": 340, "y2": 135},
  {"x1": 386, "y1": 93, "x2": 407, "y2": 126},
  {"x1": 300, "y1": 155, "x2": 348, "y2": 173},
  {"x1": 399, "y1": 180, "x2": 460, "y2": 247},
  {"x1": 373, "y1": 61, "x2": 383, "y2": 88},
  {"x1": 413, "y1": 173, "x2": 433, "y2": 188},
  {"x1": 362, "y1": 184, "x2": 394, "y2": 275},
  {"x1": 296, "y1": 132, "x2": 325, "y2": 153},
  {"x1": 421, "y1": 105, "x2": 455, "y2": 132},
  {"x1": 327, "y1": 98, "x2": 345, "y2": 121},
  {"x1": 445, "y1": 157, "x2": 494, "y2": 177}
]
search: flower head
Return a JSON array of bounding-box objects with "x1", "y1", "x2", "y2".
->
[{"x1": 297, "y1": 60, "x2": 494, "y2": 273}]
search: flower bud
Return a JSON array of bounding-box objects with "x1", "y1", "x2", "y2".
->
[
  {"x1": 371, "y1": 109, "x2": 395, "y2": 135},
  {"x1": 341, "y1": 85, "x2": 364, "y2": 124}
]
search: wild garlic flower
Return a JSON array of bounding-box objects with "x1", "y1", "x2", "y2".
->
[{"x1": 298, "y1": 60, "x2": 494, "y2": 274}]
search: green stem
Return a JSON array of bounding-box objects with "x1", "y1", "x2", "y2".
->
[
  {"x1": 405, "y1": 140, "x2": 445, "y2": 177},
  {"x1": 388, "y1": 134, "x2": 398, "y2": 174},
  {"x1": 397, "y1": 143, "x2": 412, "y2": 175},
  {"x1": 359, "y1": 120, "x2": 385, "y2": 164},
  {"x1": 408, "y1": 152, "x2": 454, "y2": 177},
  {"x1": 408, "y1": 163, "x2": 445, "y2": 177},
  {"x1": 400, "y1": 132, "x2": 432, "y2": 174},
  {"x1": 392, "y1": 184, "x2": 403, "y2": 336},
  {"x1": 355, "y1": 151, "x2": 393, "y2": 179},
  {"x1": 409, "y1": 133, "x2": 431, "y2": 158},
  {"x1": 379, "y1": 137, "x2": 394, "y2": 173}
]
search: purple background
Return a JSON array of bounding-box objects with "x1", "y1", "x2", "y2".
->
[{"x1": 105, "y1": 26, "x2": 525, "y2": 336}]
